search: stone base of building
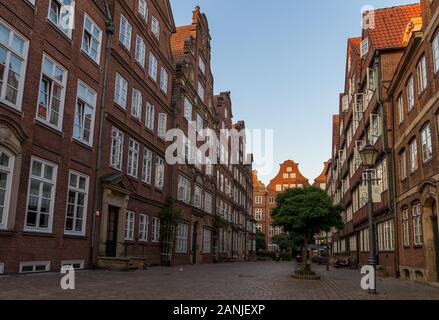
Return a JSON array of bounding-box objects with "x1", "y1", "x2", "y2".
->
[{"x1": 399, "y1": 266, "x2": 428, "y2": 283}]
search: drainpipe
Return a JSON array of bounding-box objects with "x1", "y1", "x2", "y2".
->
[
  {"x1": 375, "y1": 52, "x2": 399, "y2": 277},
  {"x1": 90, "y1": 0, "x2": 115, "y2": 268}
]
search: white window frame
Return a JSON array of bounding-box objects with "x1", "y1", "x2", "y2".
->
[
  {"x1": 203, "y1": 228, "x2": 211, "y2": 253},
  {"x1": 176, "y1": 223, "x2": 188, "y2": 253},
  {"x1": 413, "y1": 204, "x2": 423, "y2": 246},
  {"x1": 74, "y1": 80, "x2": 97, "y2": 146},
  {"x1": 417, "y1": 55, "x2": 427, "y2": 94},
  {"x1": 197, "y1": 81, "x2": 205, "y2": 102},
  {"x1": 81, "y1": 14, "x2": 103, "y2": 64},
  {"x1": 184, "y1": 97, "x2": 192, "y2": 122},
  {"x1": 61, "y1": 260, "x2": 84, "y2": 270},
  {"x1": 400, "y1": 151, "x2": 407, "y2": 180},
  {"x1": 151, "y1": 16, "x2": 160, "y2": 40},
  {"x1": 160, "y1": 67, "x2": 168, "y2": 93},
  {"x1": 155, "y1": 156, "x2": 164, "y2": 189},
  {"x1": 142, "y1": 147, "x2": 153, "y2": 184},
  {"x1": 157, "y1": 113, "x2": 167, "y2": 140},
  {"x1": 409, "y1": 139, "x2": 418, "y2": 172},
  {"x1": 64, "y1": 170, "x2": 89, "y2": 236},
  {"x1": 0, "y1": 148, "x2": 14, "y2": 230},
  {"x1": 148, "y1": 52, "x2": 158, "y2": 81},
  {"x1": 145, "y1": 102, "x2": 155, "y2": 131},
  {"x1": 0, "y1": 18, "x2": 29, "y2": 110},
  {"x1": 433, "y1": 30, "x2": 439, "y2": 73},
  {"x1": 138, "y1": 0, "x2": 148, "y2": 22},
  {"x1": 19, "y1": 261, "x2": 51, "y2": 274},
  {"x1": 403, "y1": 209, "x2": 410, "y2": 247},
  {"x1": 135, "y1": 35, "x2": 146, "y2": 68},
  {"x1": 397, "y1": 94, "x2": 404, "y2": 124},
  {"x1": 131, "y1": 88, "x2": 142, "y2": 120},
  {"x1": 110, "y1": 127, "x2": 124, "y2": 170},
  {"x1": 139, "y1": 214, "x2": 149, "y2": 242},
  {"x1": 421, "y1": 124, "x2": 433, "y2": 162},
  {"x1": 24, "y1": 157, "x2": 58, "y2": 233},
  {"x1": 127, "y1": 138, "x2": 140, "y2": 178},
  {"x1": 178, "y1": 175, "x2": 191, "y2": 204},
  {"x1": 114, "y1": 72, "x2": 128, "y2": 109},
  {"x1": 48, "y1": 0, "x2": 75, "y2": 38},
  {"x1": 151, "y1": 217, "x2": 160, "y2": 242},
  {"x1": 119, "y1": 14, "x2": 132, "y2": 50},
  {"x1": 204, "y1": 191, "x2": 212, "y2": 214},
  {"x1": 124, "y1": 211, "x2": 135, "y2": 241},
  {"x1": 194, "y1": 185, "x2": 202, "y2": 208},
  {"x1": 407, "y1": 75, "x2": 415, "y2": 111},
  {"x1": 37, "y1": 54, "x2": 67, "y2": 131}
]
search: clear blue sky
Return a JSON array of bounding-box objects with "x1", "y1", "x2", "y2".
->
[{"x1": 170, "y1": 0, "x2": 417, "y2": 185}]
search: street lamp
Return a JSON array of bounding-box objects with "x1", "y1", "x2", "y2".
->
[{"x1": 359, "y1": 144, "x2": 379, "y2": 294}]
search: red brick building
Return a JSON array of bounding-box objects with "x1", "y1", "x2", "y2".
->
[
  {"x1": 252, "y1": 160, "x2": 310, "y2": 251},
  {"x1": 386, "y1": 0, "x2": 439, "y2": 283},
  {"x1": 0, "y1": 1, "x2": 254, "y2": 274},
  {"x1": 328, "y1": 4, "x2": 422, "y2": 278}
]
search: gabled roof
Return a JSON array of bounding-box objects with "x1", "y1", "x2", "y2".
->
[
  {"x1": 252, "y1": 170, "x2": 266, "y2": 191},
  {"x1": 364, "y1": 3, "x2": 421, "y2": 49},
  {"x1": 313, "y1": 161, "x2": 330, "y2": 185},
  {"x1": 170, "y1": 25, "x2": 193, "y2": 63},
  {"x1": 332, "y1": 114, "x2": 340, "y2": 154}
]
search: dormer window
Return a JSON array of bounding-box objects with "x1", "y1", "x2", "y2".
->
[{"x1": 361, "y1": 38, "x2": 369, "y2": 59}]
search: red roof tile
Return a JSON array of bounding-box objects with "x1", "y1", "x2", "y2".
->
[
  {"x1": 365, "y1": 3, "x2": 421, "y2": 49},
  {"x1": 170, "y1": 25, "x2": 193, "y2": 63}
]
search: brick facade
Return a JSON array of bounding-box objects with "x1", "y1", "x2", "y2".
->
[
  {"x1": 328, "y1": 1, "x2": 439, "y2": 284},
  {"x1": 0, "y1": 0, "x2": 255, "y2": 274}
]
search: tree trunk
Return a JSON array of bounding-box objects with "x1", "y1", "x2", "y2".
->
[{"x1": 302, "y1": 235, "x2": 311, "y2": 272}]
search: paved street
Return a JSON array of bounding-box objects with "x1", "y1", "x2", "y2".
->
[{"x1": 1, "y1": 261, "x2": 439, "y2": 300}]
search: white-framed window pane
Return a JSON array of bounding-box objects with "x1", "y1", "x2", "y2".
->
[
  {"x1": 37, "y1": 55, "x2": 67, "y2": 130},
  {"x1": 410, "y1": 139, "x2": 418, "y2": 172},
  {"x1": 0, "y1": 19, "x2": 29, "y2": 110},
  {"x1": 142, "y1": 148, "x2": 153, "y2": 184},
  {"x1": 124, "y1": 211, "x2": 135, "y2": 240},
  {"x1": 135, "y1": 35, "x2": 146, "y2": 67},
  {"x1": 110, "y1": 127, "x2": 124, "y2": 170},
  {"x1": 178, "y1": 175, "x2": 191, "y2": 204},
  {"x1": 184, "y1": 97, "x2": 192, "y2": 121},
  {"x1": 25, "y1": 158, "x2": 57, "y2": 232},
  {"x1": 151, "y1": 16, "x2": 160, "y2": 40},
  {"x1": 145, "y1": 102, "x2": 155, "y2": 130},
  {"x1": 421, "y1": 124, "x2": 433, "y2": 162},
  {"x1": 127, "y1": 138, "x2": 139, "y2": 178},
  {"x1": 138, "y1": 0, "x2": 148, "y2": 21},
  {"x1": 139, "y1": 214, "x2": 149, "y2": 241},
  {"x1": 407, "y1": 76, "x2": 414, "y2": 111},
  {"x1": 48, "y1": 0, "x2": 75, "y2": 38},
  {"x1": 81, "y1": 14, "x2": 102, "y2": 63},
  {"x1": 148, "y1": 53, "x2": 157, "y2": 81},
  {"x1": 158, "y1": 113, "x2": 167, "y2": 139},
  {"x1": 119, "y1": 15, "x2": 132, "y2": 50},
  {"x1": 65, "y1": 171, "x2": 89, "y2": 235},
  {"x1": 74, "y1": 80, "x2": 96, "y2": 146},
  {"x1": 0, "y1": 148, "x2": 14, "y2": 229},
  {"x1": 433, "y1": 32, "x2": 439, "y2": 73},
  {"x1": 155, "y1": 156, "x2": 164, "y2": 189},
  {"x1": 197, "y1": 81, "x2": 205, "y2": 102},
  {"x1": 203, "y1": 228, "x2": 211, "y2": 253},
  {"x1": 176, "y1": 223, "x2": 188, "y2": 253},
  {"x1": 160, "y1": 67, "x2": 168, "y2": 93},
  {"x1": 131, "y1": 89, "x2": 142, "y2": 119},
  {"x1": 151, "y1": 217, "x2": 160, "y2": 242},
  {"x1": 114, "y1": 73, "x2": 128, "y2": 108},
  {"x1": 417, "y1": 55, "x2": 427, "y2": 94}
]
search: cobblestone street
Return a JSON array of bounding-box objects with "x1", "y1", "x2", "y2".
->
[{"x1": 1, "y1": 261, "x2": 439, "y2": 300}]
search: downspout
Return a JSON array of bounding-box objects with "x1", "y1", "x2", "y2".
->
[
  {"x1": 375, "y1": 52, "x2": 399, "y2": 277},
  {"x1": 90, "y1": 0, "x2": 115, "y2": 267}
]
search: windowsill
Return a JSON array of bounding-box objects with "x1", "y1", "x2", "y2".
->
[
  {"x1": 422, "y1": 158, "x2": 433, "y2": 166},
  {"x1": 127, "y1": 175, "x2": 138, "y2": 182},
  {"x1": 142, "y1": 181, "x2": 153, "y2": 188},
  {"x1": 0, "y1": 229, "x2": 17, "y2": 236},
  {"x1": 72, "y1": 138, "x2": 94, "y2": 151},
  {"x1": 80, "y1": 50, "x2": 101, "y2": 68},
  {"x1": 22, "y1": 231, "x2": 56, "y2": 237},
  {"x1": 148, "y1": 75, "x2": 157, "y2": 83},
  {"x1": 34, "y1": 119, "x2": 63, "y2": 136},
  {"x1": 118, "y1": 41, "x2": 132, "y2": 55},
  {"x1": 47, "y1": 19, "x2": 73, "y2": 42},
  {"x1": 64, "y1": 234, "x2": 87, "y2": 240},
  {"x1": 413, "y1": 245, "x2": 423, "y2": 249},
  {"x1": 135, "y1": 60, "x2": 146, "y2": 70},
  {"x1": 0, "y1": 99, "x2": 22, "y2": 114},
  {"x1": 113, "y1": 102, "x2": 128, "y2": 113}
]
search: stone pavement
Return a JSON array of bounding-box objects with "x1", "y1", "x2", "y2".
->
[{"x1": 1, "y1": 261, "x2": 439, "y2": 300}]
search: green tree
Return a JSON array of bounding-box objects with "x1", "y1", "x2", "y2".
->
[
  {"x1": 159, "y1": 197, "x2": 183, "y2": 266},
  {"x1": 272, "y1": 234, "x2": 294, "y2": 252},
  {"x1": 271, "y1": 187, "x2": 343, "y2": 273},
  {"x1": 256, "y1": 230, "x2": 266, "y2": 252}
]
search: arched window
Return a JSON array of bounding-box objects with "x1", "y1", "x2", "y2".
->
[{"x1": 0, "y1": 147, "x2": 14, "y2": 229}]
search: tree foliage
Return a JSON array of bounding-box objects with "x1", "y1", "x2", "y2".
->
[
  {"x1": 256, "y1": 230, "x2": 266, "y2": 252},
  {"x1": 159, "y1": 197, "x2": 183, "y2": 266},
  {"x1": 271, "y1": 187, "x2": 343, "y2": 272}
]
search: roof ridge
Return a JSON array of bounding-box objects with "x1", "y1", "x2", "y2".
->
[{"x1": 366, "y1": 2, "x2": 420, "y2": 12}]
